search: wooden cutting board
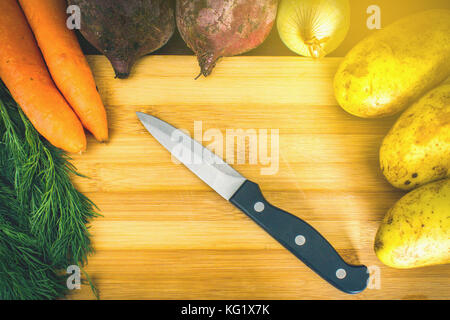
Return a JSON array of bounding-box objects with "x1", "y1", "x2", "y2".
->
[{"x1": 69, "y1": 56, "x2": 449, "y2": 300}]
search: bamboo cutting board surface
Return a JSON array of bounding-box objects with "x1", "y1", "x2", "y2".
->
[{"x1": 69, "y1": 56, "x2": 449, "y2": 300}]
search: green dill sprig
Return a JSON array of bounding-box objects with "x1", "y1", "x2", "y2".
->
[
  {"x1": 0, "y1": 82, "x2": 99, "y2": 299},
  {"x1": 0, "y1": 178, "x2": 68, "y2": 300}
]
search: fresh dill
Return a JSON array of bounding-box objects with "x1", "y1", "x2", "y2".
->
[{"x1": 0, "y1": 82, "x2": 99, "y2": 299}]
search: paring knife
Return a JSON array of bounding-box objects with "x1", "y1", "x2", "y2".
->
[{"x1": 137, "y1": 112, "x2": 369, "y2": 294}]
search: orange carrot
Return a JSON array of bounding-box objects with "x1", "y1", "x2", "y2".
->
[
  {"x1": 19, "y1": 0, "x2": 109, "y2": 142},
  {"x1": 0, "y1": 0, "x2": 86, "y2": 153}
]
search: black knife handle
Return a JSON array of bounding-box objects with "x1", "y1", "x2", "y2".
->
[{"x1": 229, "y1": 180, "x2": 369, "y2": 294}]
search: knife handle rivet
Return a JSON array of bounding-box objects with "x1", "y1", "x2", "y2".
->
[
  {"x1": 336, "y1": 268, "x2": 347, "y2": 279},
  {"x1": 295, "y1": 235, "x2": 306, "y2": 246},
  {"x1": 254, "y1": 202, "x2": 265, "y2": 213}
]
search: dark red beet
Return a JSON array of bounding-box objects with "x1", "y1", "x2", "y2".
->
[
  {"x1": 176, "y1": 0, "x2": 278, "y2": 77},
  {"x1": 69, "y1": 0, "x2": 175, "y2": 79}
]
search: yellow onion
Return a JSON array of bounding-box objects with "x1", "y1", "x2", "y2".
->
[{"x1": 277, "y1": 0, "x2": 350, "y2": 58}]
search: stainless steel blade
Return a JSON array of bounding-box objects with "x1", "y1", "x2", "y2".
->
[{"x1": 137, "y1": 112, "x2": 247, "y2": 200}]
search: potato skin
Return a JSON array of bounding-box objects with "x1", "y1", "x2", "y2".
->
[
  {"x1": 380, "y1": 83, "x2": 450, "y2": 190},
  {"x1": 374, "y1": 179, "x2": 450, "y2": 269},
  {"x1": 334, "y1": 10, "x2": 450, "y2": 118}
]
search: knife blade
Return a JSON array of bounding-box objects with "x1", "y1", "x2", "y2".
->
[{"x1": 137, "y1": 112, "x2": 369, "y2": 294}]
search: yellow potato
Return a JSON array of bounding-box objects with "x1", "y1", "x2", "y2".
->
[
  {"x1": 380, "y1": 83, "x2": 450, "y2": 190},
  {"x1": 334, "y1": 9, "x2": 450, "y2": 118},
  {"x1": 374, "y1": 179, "x2": 450, "y2": 269}
]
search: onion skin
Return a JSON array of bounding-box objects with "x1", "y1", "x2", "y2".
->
[
  {"x1": 277, "y1": 0, "x2": 350, "y2": 59},
  {"x1": 176, "y1": 0, "x2": 278, "y2": 77},
  {"x1": 69, "y1": 0, "x2": 175, "y2": 79}
]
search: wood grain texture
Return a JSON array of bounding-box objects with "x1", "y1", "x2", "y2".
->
[{"x1": 68, "y1": 56, "x2": 449, "y2": 299}]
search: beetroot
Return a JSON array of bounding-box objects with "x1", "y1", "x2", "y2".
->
[
  {"x1": 69, "y1": 0, "x2": 175, "y2": 78},
  {"x1": 176, "y1": 0, "x2": 278, "y2": 77}
]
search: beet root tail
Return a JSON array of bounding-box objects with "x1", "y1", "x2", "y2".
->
[
  {"x1": 198, "y1": 52, "x2": 219, "y2": 78},
  {"x1": 109, "y1": 57, "x2": 134, "y2": 79}
]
